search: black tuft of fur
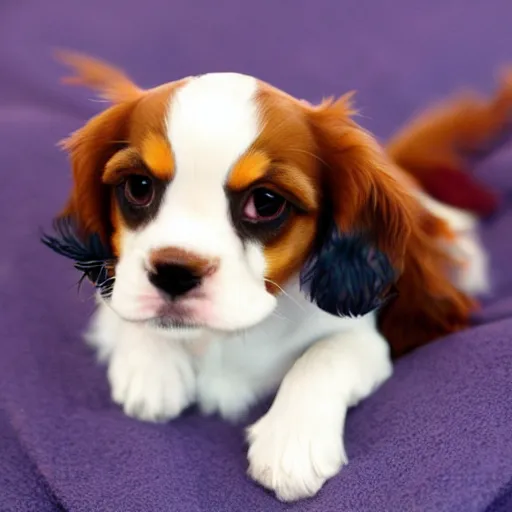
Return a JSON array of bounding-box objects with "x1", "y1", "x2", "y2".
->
[
  {"x1": 300, "y1": 225, "x2": 398, "y2": 317},
  {"x1": 41, "y1": 216, "x2": 116, "y2": 298}
]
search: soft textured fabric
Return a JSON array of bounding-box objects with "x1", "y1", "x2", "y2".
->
[{"x1": 1, "y1": 1, "x2": 512, "y2": 511}]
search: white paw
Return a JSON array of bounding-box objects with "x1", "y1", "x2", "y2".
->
[
  {"x1": 108, "y1": 340, "x2": 196, "y2": 422},
  {"x1": 247, "y1": 410, "x2": 347, "y2": 501}
]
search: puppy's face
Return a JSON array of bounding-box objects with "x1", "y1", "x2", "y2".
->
[
  {"x1": 53, "y1": 53, "x2": 414, "y2": 338},
  {"x1": 106, "y1": 76, "x2": 321, "y2": 333}
]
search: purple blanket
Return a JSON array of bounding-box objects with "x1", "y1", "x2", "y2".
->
[{"x1": 1, "y1": 1, "x2": 512, "y2": 510}]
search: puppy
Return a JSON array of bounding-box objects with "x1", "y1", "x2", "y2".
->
[{"x1": 44, "y1": 52, "x2": 510, "y2": 501}]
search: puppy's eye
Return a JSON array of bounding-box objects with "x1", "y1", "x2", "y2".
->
[
  {"x1": 124, "y1": 175, "x2": 154, "y2": 207},
  {"x1": 243, "y1": 188, "x2": 287, "y2": 223}
]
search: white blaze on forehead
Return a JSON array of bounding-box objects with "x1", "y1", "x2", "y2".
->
[
  {"x1": 150, "y1": 72, "x2": 263, "y2": 255},
  {"x1": 166, "y1": 72, "x2": 261, "y2": 187}
]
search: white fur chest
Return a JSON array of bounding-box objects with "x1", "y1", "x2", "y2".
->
[
  {"x1": 87, "y1": 279, "x2": 369, "y2": 421},
  {"x1": 193, "y1": 283, "x2": 362, "y2": 420}
]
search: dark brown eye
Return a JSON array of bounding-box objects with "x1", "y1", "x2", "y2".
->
[
  {"x1": 243, "y1": 188, "x2": 287, "y2": 223},
  {"x1": 124, "y1": 175, "x2": 154, "y2": 207}
]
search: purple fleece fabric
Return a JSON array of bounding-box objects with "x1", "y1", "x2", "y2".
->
[{"x1": 1, "y1": 1, "x2": 512, "y2": 510}]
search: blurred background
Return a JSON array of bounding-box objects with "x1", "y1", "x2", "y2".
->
[
  {"x1": 1, "y1": 1, "x2": 512, "y2": 511},
  {"x1": 3, "y1": 0, "x2": 512, "y2": 136}
]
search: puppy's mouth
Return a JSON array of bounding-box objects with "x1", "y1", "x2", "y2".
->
[
  {"x1": 147, "y1": 302, "x2": 204, "y2": 331},
  {"x1": 104, "y1": 296, "x2": 204, "y2": 331},
  {"x1": 148, "y1": 317, "x2": 203, "y2": 330}
]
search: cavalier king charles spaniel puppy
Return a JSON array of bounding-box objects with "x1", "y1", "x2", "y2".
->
[{"x1": 44, "y1": 52, "x2": 512, "y2": 501}]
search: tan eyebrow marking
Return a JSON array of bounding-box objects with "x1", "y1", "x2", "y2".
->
[
  {"x1": 102, "y1": 134, "x2": 174, "y2": 185},
  {"x1": 227, "y1": 151, "x2": 271, "y2": 191},
  {"x1": 140, "y1": 133, "x2": 174, "y2": 180},
  {"x1": 227, "y1": 150, "x2": 318, "y2": 211}
]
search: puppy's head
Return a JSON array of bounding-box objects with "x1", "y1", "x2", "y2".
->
[{"x1": 47, "y1": 52, "x2": 414, "y2": 337}]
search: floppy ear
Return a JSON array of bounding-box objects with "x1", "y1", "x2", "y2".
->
[
  {"x1": 59, "y1": 102, "x2": 138, "y2": 240},
  {"x1": 41, "y1": 102, "x2": 138, "y2": 293},
  {"x1": 42, "y1": 52, "x2": 143, "y2": 291},
  {"x1": 55, "y1": 50, "x2": 145, "y2": 238},
  {"x1": 300, "y1": 96, "x2": 416, "y2": 317}
]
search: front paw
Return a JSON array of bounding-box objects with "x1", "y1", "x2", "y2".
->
[
  {"x1": 247, "y1": 411, "x2": 347, "y2": 501},
  {"x1": 108, "y1": 341, "x2": 196, "y2": 422}
]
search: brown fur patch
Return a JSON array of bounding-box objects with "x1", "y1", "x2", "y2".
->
[
  {"x1": 249, "y1": 83, "x2": 322, "y2": 288},
  {"x1": 102, "y1": 147, "x2": 145, "y2": 184},
  {"x1": 264, "y1": 215, "x2": 317, "y2": 292},
  {"x1": 60, "y1": 101, "x2": 140, "y2": 240}
]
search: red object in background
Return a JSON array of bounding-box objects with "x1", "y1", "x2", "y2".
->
[{"x1": 420, "y1": 166, "x2": 501, "y2": 218}]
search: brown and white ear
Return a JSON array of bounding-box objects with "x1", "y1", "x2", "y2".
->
[
  {"x1": 301, "y1": 95, "x2": 474, "y2": 354},
  {"x1": 54, "y1": 51, "x2": 144, "y2": 239},
  {"x1": 42, "y1": 53, "x2": 143, "y2": 292},
  {"x1": 300, "y1": 96, "x2": 416, "y2": 318},
  {"x1": 308, "y1": 95, "x2": 415, "y2": 264},
  {"x1": 59, "y1": 101, "x2": 137, "y2": 241},
  {"x1": 55, "y1": 50, "x2": 144, "y2": 103},
  {"x1": 42, "y1": 53, "x2": 143, "y2": 294}
]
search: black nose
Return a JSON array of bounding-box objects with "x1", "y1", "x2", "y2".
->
[{"x1": 149, "y1": 264, "x2": 202, "y2": 298}]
